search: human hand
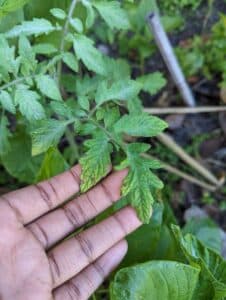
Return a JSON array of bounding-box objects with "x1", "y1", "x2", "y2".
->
[{"x1": 0, "y1": 165, "x2": 145, "y2": 300}]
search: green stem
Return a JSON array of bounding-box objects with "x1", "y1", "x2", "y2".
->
[
  {"x1": 65, "y1": 128, "x2": 79, "y2": 160},
  {"x1": 89, "y1": 118, "x2": 127, "y2": 152},
  {"x1": 0, "y1": 76, "x2": 36, "y2": 92},
  {"x1": 57, "y1": 0, "x2": 78, "y2": 83}
]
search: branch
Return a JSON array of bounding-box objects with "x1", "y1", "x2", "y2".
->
[
  {"x1": 57, "y1": 0, "x2": 77, "y2": 83},
  {"x1": 144, "y1": 106, "x2": 226, "y2": 115}
]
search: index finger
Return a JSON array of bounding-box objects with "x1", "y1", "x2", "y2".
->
[{"x1": 1, "y1": 165, "x2": 82, "y2": 224}]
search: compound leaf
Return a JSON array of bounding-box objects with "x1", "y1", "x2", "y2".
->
[
  {"x1": 121, "y1": 143, "x2": 163, "y2": 223},
  {"x1": 114, "y1": 113, "x2": 168, "y2": 137},
  {"x1": 95, "y1": 79, "x2": 142, "y2": 104},
  {"x1": 93, "y1": 1, "x2": 130, "y2": 30},
  {"x1": 79, "y1": 132, "x2": 112, "y2": 192},
  {"x1": 73, "y1": 34, "x2": 106, "y2": 75},
  {"x1": 15, "y1": 86, "x2": 45, "y2": 121},
  {"x1": 137, "y1": 72, "x2": 166, "y2": 95},
  {"x1": 0, "y1": 90, "x2": 15, "y2": 113},
  {"x1": 5, "y1": 18, "x2": 56, "y2": 38},
  {"x1": 36, "y1": 74, "x2": 62, "y2": 101},
  {"x1": 31, "y1": 119, "x2": 68, "y2": 156}
]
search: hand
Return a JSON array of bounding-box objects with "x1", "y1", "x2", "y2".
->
[{"x1": 0, "y1": 165, "x2": 144, "y2": 300}]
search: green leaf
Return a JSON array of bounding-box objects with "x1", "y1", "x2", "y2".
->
[
  {"x1": 19, "y1": 35, "x2": 37, "y2": 72},
  {"x1": 82, "y1": 0, "x2": 96, "y2": 28},
  {"x1": 114, "y1": 113, "x2": 168, "y2": 137},
  {"x1": 0, "y1": 116, "x2": 11, "y2": 155},
  {"x1": 15, "y1": 86, "x2": 45, "y2": 121},
  {"x1": 110, "y1": 261, "x2": 200, "y2": 300},
  {"x1": 70, "y1": 18, "x2": 83, "y2": 33},
  {"x1": 0, "y1": 34, "x2": 18, "y2": 77},
  {"x1": 50, "y1": 101, "x2": 74, "y2": 119},
  {"x1": 0, "y1": 90, "x2": 15, "y2": 113},
  {"x1": 62, "y1": 52, "x2": 79, "y2": 72},
  {"x1": 50, "y1": 8, "x2": 66, "y2": 20},
  {"x1": 36, "y1": 75, "x2": 62, "y2": 101},
  {"x1": 73, "y1": 34, "x2": 106, "y2": 75},
  {"x1": 172, "y1": 225, "x2": 226, "y2": 299},
  {"x1": 5, "y1": 18, "x2": 56, "y2": 38},
  {"x1": 1, "y1": 130, "x2": 42, "y2": 183},
  {"x1": 0, "y1": 0, "x2": 29, "y2": 18},
  {"x1": 33, "y1": 43, "x2": 57, "y2": 55},
  {"x1": 183, "y1": 218, "x2": 222, "y2": 254},
  {"x1": 121, "y1": 143, "x2": 164, "y2": 223},
  {"x1": 95, "y1": 79, "x2": 142, "y2": 104},
  {"x1": 137, "y1": 72, "x2": 167, "y2": 95},
  {"x1": 31, "y1": 119, "x2": 68, "y2": 156},
  {"x1": 93, "y1": 1, "x2": 130, "y2": 30},
  {"x1": 36, "y1": 147, "x2": 69, "y2": 181},
  {"x1": 79, "y1": 132, "x2": 112, "y2": 192}
]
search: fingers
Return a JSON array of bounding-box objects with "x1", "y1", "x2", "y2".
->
[
  {"x1": 48, "y1": 206, "x2": 144, "y2": 288},
  {"x1": 1, "y1": 165, "x2": 82, "y2": 225},
  {"x1": 53, "y1": 240, "x2": 127, "y2": 300},
  {"x1": 28, "y1": 169, "x2": 128, "y2": 249}
]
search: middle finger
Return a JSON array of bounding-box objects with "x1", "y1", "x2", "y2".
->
[{"x1": 28, "y1": 170, "x2": 127, "y2": 249}]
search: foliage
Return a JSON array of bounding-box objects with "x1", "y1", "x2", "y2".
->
[
  {"x1": 176, "y1": 14, "x2": 226, "y2": 86},
  {"x1": 0, "y1": 0, "x2": 168, "y2": 225},
  {"x1": 159, "y1": 0, "x2": 203, "y2": 12}
]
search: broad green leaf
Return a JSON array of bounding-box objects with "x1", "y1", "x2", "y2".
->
[
  {"x1": 79, "y1": 132, "x2": 112, "y2": 192},
  {"x1": 95, "y1": 79, "x2": 142, "y2": 104},
  {"x1": 0, "y1": 90, "x2": 15, "y2": 113},
  {"x1": 172, "y1": 225, "x2": 226, "y2": 299},
  {"x1": 114, "y1": 113, "x2": 168, "y2": 137},
  {"x1": 110, "y1": 261, "x2": 200, "y2": 300},
  {"x1": 1, "y1": 131, "x2": 42, "y2": 183},
  {"x1": 50, "y1": 8, "x2": 66, "y2": 20},
  {"x1": 62, "y1": 52, "x2": 79, "y2": 72},
  {"x1": 19, "y1": 35, "x2": 37, "y2": 72},
  {"x1": 93, "y1": 1, "x2": 130, "y2": 30},
  {"x1": 31, "y1": 119, "x2": 68, "y2": 156},
  {"x1": 0, "y1": 116, "x2": 11, "y2": 155},
  {"x1": 137, "y1": 72, "x2": 167, "y2": 95},
  {"x1": 0, "y1": 0, "x2": 29, "y2": 18},
  {"x1": 36, "y1": 75, "x2": 62, "y2": 101},
  {"x1": 121, "y1": 143, "x2": 164, "y2": 223},
  {"x1": 183, "y1": 218, "x2": 222, "y2": 254},
  {"x1": 70, "y1": 18, "x2": 83, "y2": 33},
  {"x1": 33, "y1": 43, "x2": 57, "y2": 55},
  {"x1": 5, "y1": 18, "x2": 56, "y2": 38},
  {"x1": 73, "y1": 34, "x2": 106, "y2": 75},
  {"x1": 36, "y1": 147, "x2": 69, "y2": 182},
  {"x1": 15, "y1": 86, "x2": 45, "y2": 121}
]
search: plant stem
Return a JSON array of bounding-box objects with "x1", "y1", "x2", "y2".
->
[
  {"x1": 157, "y1": 132, "x2": 222, "y2": 186},
  {"x1": 57, "y1": 0, "x2": 77, "y2": 83},
  {"x1": 0, "y1": 76, "x2": 36, "y2": 92},
  {"x1": 143, "y1": 154, "x2": 217, "y2": 192},
  {"x1": 144, "y1": 106, "x2": 226, "y2": 115},
  {"x1": 89, "y1": 118, "x2": 127, "y2": 152}
]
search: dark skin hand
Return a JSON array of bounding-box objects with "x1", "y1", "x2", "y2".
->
[{"x1": 0, "y1": 165, "x2": 148, "y2": 300}]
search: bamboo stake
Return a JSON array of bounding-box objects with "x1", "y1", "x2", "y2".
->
[
  {"x1": 157, "y1": 132, "x2": 221, "y2": 186},
  {"x1": 147, "y1": 12, "x2": 196, "y2": 107},
  {"x1": 143, "y1": 154, "x2": 217, "y2": 192},
  {"x1": 144, "y1": 106, "x2": 226, "y2": 115}
]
